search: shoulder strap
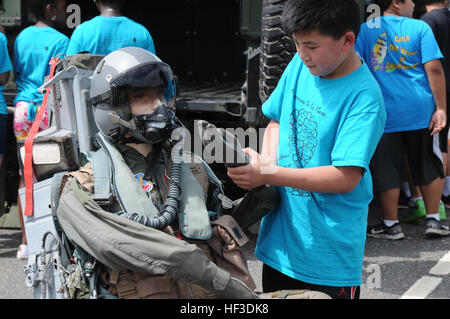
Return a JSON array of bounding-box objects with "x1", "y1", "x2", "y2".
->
[
  {"x1": 184, "y1": 151, "x2": 229, "y2": 213},
  {"x1": 24, "y1": 57, "x2": 60, "y2": 216},
  {"x1": 178, "y1": 157, "x2": 212, "y2": 241},
  {"x1": 184, "y1": 151, "x2": 224, "y2": 192},
  {"x1": 88, "y1": 148, "x2": 113, "y2": 204},
  {"x1": 90, "y1": 133, "x2": 160, "y2": 218}
]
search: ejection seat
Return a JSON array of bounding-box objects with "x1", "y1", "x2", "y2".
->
[
  {"x1": 19, "y1": 54, "x2": 105, "y2": 299},
  {"x1": 18, "y1": 53, "x2": 258, "y2": 300}
]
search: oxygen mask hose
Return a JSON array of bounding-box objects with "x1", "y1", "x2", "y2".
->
[{"x1": 119, "y1": 128, "x2": 184, "y2": 229}]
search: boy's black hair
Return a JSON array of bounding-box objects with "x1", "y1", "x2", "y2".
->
[
  {"x1": 282, "y1": 0, "x2": 362, "y2": 40},
  {"x1": 373, "y1": 0, "x2": 406, "y2": 13},
  {"x1": 26, "y1": 0, "x2": 60, "y2": 20}
]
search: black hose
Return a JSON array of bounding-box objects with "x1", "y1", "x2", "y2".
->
[{"x1": 118, "y1": 127, "x2": 184, "y2": 229}]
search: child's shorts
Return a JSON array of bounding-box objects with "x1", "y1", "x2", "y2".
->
[
  {"x1": 0, "y1": 114, "x2": 8, "y2": 158},
  {"x1": 370, "y1": 128, "x2": 445, "y2": 192},
  {"x1": 13, "y1": 101, "x2": 49, "y2": 141},
  {"x1": 440, "y1": 93, "x2": 450, "y2": 153},
  {"x1": 439, "y1": 122, "x2": 449, "y2": 153}
]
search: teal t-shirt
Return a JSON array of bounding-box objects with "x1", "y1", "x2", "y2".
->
[
  {"x1": 66, "y1": 16, "x2": 156, "y2": 56},
  {"x1": 355, "y1": 16, "x2": 443, "y2": 133},
  {"x1": 0, "y1": 32, "x2": 12, "y2": 114},
  {"x1": 255, "y1": 54, "x2": 386, "y2": 287},
  {"x1": 13, "y1": 26, "x2": 69, "y2": 105}
]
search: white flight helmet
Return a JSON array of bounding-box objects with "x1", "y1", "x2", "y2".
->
[{"x1": 89, "y1": 47, "x2": 175, "y2": 141}]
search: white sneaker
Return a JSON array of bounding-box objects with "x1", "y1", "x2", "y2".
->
[{"x1": 16, "y1": 244, "x2": 28, "y2": 260}]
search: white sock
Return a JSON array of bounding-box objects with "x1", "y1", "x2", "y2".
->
[
  {"x1": 402, "y1": 182, "x2": 411, "y2": 198},
  {"x1": 383, "y1": 219, "x2": 399, "y2": 227},
  {"x1": 443, "y1": 177, "x2": 450, "y2": 197},
  {"x1": 426, "y1": 213, "x2": 440, "y2": 221},
  {"x1": 409, "y1": 197, "x2": 423, "y2": 205}
]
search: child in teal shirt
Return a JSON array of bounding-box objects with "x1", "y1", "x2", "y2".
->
[
  {"x1": 13, "y1": 0, "x2": 69, "y2": 260},
  {"x1": 66, "y1": 0, "x2": 155, "y2": 55},
  {"x1": 0, "y1": 31, "x2": 12, "y2": 169},
  {"x1": 357, "y1": 0, "x2": 449, "y2": 239},
  {"x1": 228, "y1": 0, "x2": 386, "y2": 298}
]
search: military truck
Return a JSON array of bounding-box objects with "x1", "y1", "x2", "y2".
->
[{"x1": 0, "y1": 0, "x2": 370, "y2": 214}]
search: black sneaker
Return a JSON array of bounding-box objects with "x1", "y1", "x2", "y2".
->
[
  {"x1": 424, "y1": 218, "x2": 450, "y2": 238},
  {"x1": 367, "y1": 222, "x2": 405, "y2": 240}
]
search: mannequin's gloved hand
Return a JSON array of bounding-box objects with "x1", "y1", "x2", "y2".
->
[
  {"x1": 220, "y1": 277, "x2": 260, "y2": 299},
  {"x1": 212, "y1": 267, "x2": 259, "y2": 299}
]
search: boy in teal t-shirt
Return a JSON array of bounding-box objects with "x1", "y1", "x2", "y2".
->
[
  {"x1": 227, "y1": 0, "x2": 386, "y2": 299},
  {"x1": 66, "y1": 0, "x2": 155, "y2": 55},
  {"x1": 356, "y1": 0, "x2": 449, "y2": 239}
]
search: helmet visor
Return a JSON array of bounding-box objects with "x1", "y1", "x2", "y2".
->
[{"x1": 111, "y1": 61, "x2": 175, "y2": 102}]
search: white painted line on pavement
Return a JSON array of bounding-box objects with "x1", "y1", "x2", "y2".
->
[
  {"x1": 401, "y1": 276, "x2": 442, "y2": 299},
  {"x1": 429, "y1": 251, "x2": 450, "y2": 276},
  {"x1": 401, "y1": 250, "x2": 450, "y2": 299}
]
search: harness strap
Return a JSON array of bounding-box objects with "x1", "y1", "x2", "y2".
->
[
  {"x1": 90, "y1": 147, "x2": 112, "y2": 202},
  {"x1": 24, "y1": 57, "x2": 60, "y2": 216}
]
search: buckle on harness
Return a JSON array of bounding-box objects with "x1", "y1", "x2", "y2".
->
[
  {"x1": 218, "y1": 193, "x2": 234, "y2": 210},
  {"x1": 92, "y1": 193, "x2": 115, "y2": 207}
]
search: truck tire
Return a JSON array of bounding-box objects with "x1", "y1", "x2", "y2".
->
[{"x1": 259, "y1": 0, "x2": 296, "y2": 103}]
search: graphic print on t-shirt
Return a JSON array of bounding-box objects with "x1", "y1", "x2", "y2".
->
[
  {"x1": 287, "y1": 108, "x2": 318, "y2": 197},
  {"x1": 371, "y1": 32, "x2": 419, "y2": 73},
  {"x1": 371, "y1": 32, "x2": 390, "y2": 72}
]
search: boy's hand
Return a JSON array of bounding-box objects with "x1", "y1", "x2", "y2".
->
[
  {"x1": 429, "y1": 109, "x2": 447, "y2": 136},
  {"x1": 227, "y1": 148, "x2": 276, "y2": 190}
]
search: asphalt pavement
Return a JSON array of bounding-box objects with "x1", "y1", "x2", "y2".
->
[
  {"x1": 0, "y1": 228, "x2": 33, "y2": 299},
  {"x1": 362, "y1": 202, "x2": 450, "y2": 299}
]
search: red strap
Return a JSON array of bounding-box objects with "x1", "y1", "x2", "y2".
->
[{"x1": 23, "y1": 57, "x2": 60, "y2": 217}]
